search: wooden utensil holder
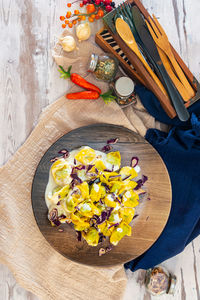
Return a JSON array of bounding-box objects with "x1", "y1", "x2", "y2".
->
[{"x1": 95, "y1": 0, "x2": 200, "y2": 119}]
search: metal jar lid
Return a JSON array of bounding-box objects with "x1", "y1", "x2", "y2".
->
[
  {"x1": 88, "y1": 53, "x2": 99, "y2": 72},
  {"x1": 167, "y1": 275, "x2": 177, "y2": 295},
  {"x1": 114, "y1": 76, "x2": 135, "y2": 98}
]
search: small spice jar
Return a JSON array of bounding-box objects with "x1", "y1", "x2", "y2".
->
[
  {"x1": 145, "y1": 266, "x2": 177, "y2": 296},
  {"x1": 88, "y1": 53, "x2": 118, "y2": 82},
  {"x1": 110, "y1": 76, "x2": 136, "y2": 107}
]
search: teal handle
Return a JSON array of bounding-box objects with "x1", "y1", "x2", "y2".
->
[{"x1": 157, "y1": 63, "x2": 190, "y2": 121}]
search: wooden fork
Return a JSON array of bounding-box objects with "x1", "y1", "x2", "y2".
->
[
  {"x1": 157, "y1": 48, "x2": 191, "y2": 102},
  {"x1": 146, "y1": 15, "x2": 195, "y2": 100}
]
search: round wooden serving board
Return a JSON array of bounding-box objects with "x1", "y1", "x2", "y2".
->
[{"x1": 31, "y1": 124, "x2": 172, "y2": 266}]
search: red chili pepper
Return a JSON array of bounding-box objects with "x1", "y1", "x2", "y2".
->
[
  {"x1": 66, "y1": 91, "x2": 100, "y2": 100},
  {"x1": 58, "y1": 65, "x2": 101, "y2": 94}
]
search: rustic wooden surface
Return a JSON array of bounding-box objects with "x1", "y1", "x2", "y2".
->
[
  {"x1": 0, "y1": 0, "x2": 199, "y2": 299},
  {"x1": 32, "y1": 124, "x2": 171, "y2": 266}
]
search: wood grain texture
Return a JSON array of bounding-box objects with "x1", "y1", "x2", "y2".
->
[
  {"x1": 31, "y1": 124, "x2": 171, "y2": 266},
  {"x1": 0, "y1": 0, "x2": 199, "y2": 299},
  {"x1": 0, "y1": 264, "x2": 39, "y2": 300}
]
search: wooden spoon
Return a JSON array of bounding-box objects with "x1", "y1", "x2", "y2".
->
[{"x1": 115, "y1": 18, "x2": 167, "y2": 96}]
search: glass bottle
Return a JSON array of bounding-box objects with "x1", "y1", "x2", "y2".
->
[
  {"x1": 145, "y1": 266, "x2": 177, "y2": 296},
  {"x1": 88, "y1": 53, "x2": 118, "y2": 82}
]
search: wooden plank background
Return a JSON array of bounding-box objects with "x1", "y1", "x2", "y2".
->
[{"x1": 0, "y1": 0, "x2": 199, "y2": 299}]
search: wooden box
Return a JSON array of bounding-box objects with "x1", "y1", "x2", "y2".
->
[{"x1": 95, "y1": 0, "x2": 200, "y2": 118}]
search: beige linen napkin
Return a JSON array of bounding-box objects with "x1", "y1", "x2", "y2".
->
[{"x1": 0, "y1": 38, "x2": 167, "y2": 300}]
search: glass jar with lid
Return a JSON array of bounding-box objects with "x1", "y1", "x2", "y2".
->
[
  {"x1": 88, "y1": 53, "x2": 118, "y2": 82},
  {"x1": 145, "y1": 266, "x2": 177, "y2": 296},
  {"x1": 110, "y1": 76, "x2": 136, "y2": 107}
]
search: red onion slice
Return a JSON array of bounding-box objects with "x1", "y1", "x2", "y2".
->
[
  {"x1": 58, "y1": 214, "x2": 66, "y2": 220},
  {"x1": 101, "y1": 183, "x2": 110, "y2": 192},
  {"x1": 101, "y1": 145, "x2": 113, "y2": 152},
  {"x1": 49, "y1": 208, "x2": 58, "y2": 222},
  {"x1": 108, "y1": 223, "x2": 119, "y2": 229},
  {"x1": 76, "y1": 231, "x2": 82, "y2": 242},
  {"x1": 132, "y1": 214, "x2": 139, "y2": 220},
  {"x1": 109, "y1": 175, "x2": 121, "y2": 180},
  {"x1": 107, "y1": 207, "x2": 114, "y2": 219},
  {"x1": 115, "y1": 197, "x2": 122, "y2": 204},
  {"x1": 73, "y1": 165, "x2": 86, "y2": 171},
  {"x1": 87, "y1": 164, "x2": 95, "y2": 172},
  {"x1": 96, "y1": 211, "x2": 107, "y2": 225},
  {"x1": 70, "y1": 173, "x2": 83, "y2": 183},
  {"x1": 58, "y1": 149, "x2": 68, "y2": 154},
  {"x1": 106, "y1": 245, "x2": 113, "y2": 252},
  {"x1": 53, "y1": 220, "x2": 61, "y2": 226},
  {"x1": 71, "y1": 178, "x2": 82, "y2": 188},
  {"x1": 103, "y1": 169, "x2": 112, "y2": 172},
  {"x1": 134, "y1": 174, "x2": 148, "y2": 190},
  {"x1": 123, "y1": 175, "x2": 131, "y2": 181},
  {"x1": 98, "y1": 233, "x2": 106, "y2": 243},
  {"x1": 131, "y1": 156, "x2": 139, "y2": 168},
  {"x1": 99, "y1": 199, "x2": 104, "y2": 205},
  {"x1": 63, "y1": 152, "x2": 69, "y2": 159},
  {"x1": 58, "y1": 149, "x2": 69, "y2": 159},
  {"x1": 107, "y1": 138, "x2": 119, "y2": 145},
  {"x1": 50, "y1": 157, "x2": 59, "y2": 163}
]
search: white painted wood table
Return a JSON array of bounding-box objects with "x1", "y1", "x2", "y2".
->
[{"x1": 0, "y1": 0, "x2": 200, "y2": 299}]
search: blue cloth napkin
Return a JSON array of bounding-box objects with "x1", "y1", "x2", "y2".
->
[
  {"x1": 125, "y1": 86, "x2": 200, "y2": 271},
  {"x1": 134, "y1": 85, "x2": 200, "y2": 126}
]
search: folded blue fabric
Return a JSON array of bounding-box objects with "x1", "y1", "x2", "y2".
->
[
  {"x1": 135, "y1": 85, "x2": 200, "y2": 126},
  {"x1": 125, "y1": 86, "x2": 200, "y2": 271}
]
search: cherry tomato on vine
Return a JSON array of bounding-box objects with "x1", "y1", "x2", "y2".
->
[
  {"x1": 97, "y1": 9, "x2": 104, "y2": 18},
  {"x1": 66, "y1": 11, "x2": 71, "y2": 18},
  {"x1": 88, "y1": 16, "x2": 95, "y2": 22},
  {"x1": 87, "y1": 4, "x2": 96, "y2": 14}
]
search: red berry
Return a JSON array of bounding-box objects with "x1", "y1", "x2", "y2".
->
[
  {"x1": 104, "y1": 0, "x2": 111, "y2": 5},
  {"x1": 83, "y1": 0, "x2": 88, "y2": 4},
  {"x1": 95, "y1": 0, "x2": 101, "y2": 4},
  {"x1": 105, "y1": 4, "x2": 112, "y2": 12}
]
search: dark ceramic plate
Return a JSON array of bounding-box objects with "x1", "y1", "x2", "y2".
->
[{"x1": 31, "y1": 124, "x2": 171, "y2": 266}]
